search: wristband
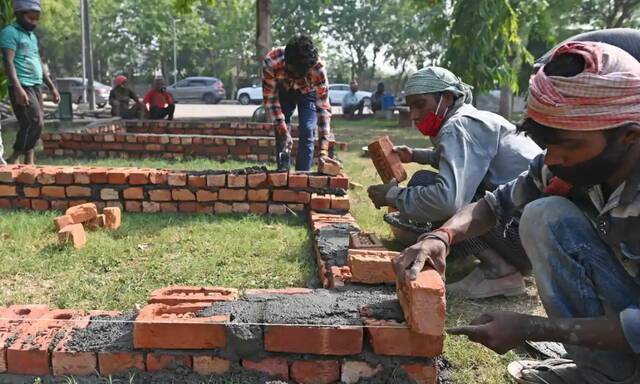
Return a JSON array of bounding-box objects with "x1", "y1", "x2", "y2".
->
[
  {"x1": 418, "y1": 233, "x2": 450, "y2": 253},
  {"x1": 432, "y1": 228, "x2": 453, "y2": 245}
]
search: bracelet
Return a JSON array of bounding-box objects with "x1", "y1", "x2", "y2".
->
[
  {"x1": 418, "y1": 233, "x2": 450, "y2": 253},
  {"x1": 432, "y1": 228, "x2": 453, "y2": 245}
]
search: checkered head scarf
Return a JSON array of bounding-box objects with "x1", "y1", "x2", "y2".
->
[
  {"x1": 405, "y1": 67, "x2": 474, "y2": 104},
  {"x1": 526, "y1": 41, "x2": 640, "y2": 130}
]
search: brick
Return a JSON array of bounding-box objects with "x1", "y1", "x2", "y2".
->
[
  {"x1": 330, "y1": 265, "x2": 353, "y2": 288},
  {"x1": 66, "y1": 186, "x2": 92, "y2": 198},
  {"x1": 194, "y1": 356, "x2": 231, "y2": 375},
  {"x1": 247, "y1": 189, "x2": 269, "y2": 202},
  {"x1": 364, "y1": 319, "x2": 443, "y2": 357},
  {"x1": 37, "y1": 170, "x2": 57, "y2": 185},
  {"x1": 128, "y1": 171, "x2": 150, "y2": 185},
  {"x1": 168, "y1": 172, "x2": 187, "y2": 186},
  {"x1": 227, "y1": 174, "x2": 247, "y2": 188},
  {"x1": 51, "y1": 200, "x2": 69, "y2": 211},
  {"x1": 331, "y1": 195, "x2": 350, "y2": 211},
  {"x1": 348, "y1": 249, "x2": 398, "y2": 284},
  {"x1": 397, "y1": 269, "x2": 446, "y2": 336},
  {"x1": 0, "y1": 167, "x2": 19, "y2": 183},
  {"x1": 133, "y1": 303, "x2": 228, "y2": 349},
  {"x1": 341, "y1": 361, "x2": 383, "y2": 384},
  {"x1": 196, "y1": 190, "x2": 218, "y2": 202},
  {"x1": 23, "y1": 187, "x2": 39, "y2": 198},
  {"x1": 100, "y1": 188, "x2": 120, "y2": 200},
  {"x1": 123, "y1": 187, "x2": 144, "y2": 200},
  {"x1": 368, "y1": 136, "x2": 407, "y2": 183},
  {"x1": 214, "y1": 202, "x2": 233, "y2": 214},
  {"x1": 308, "y1": 175, "x2": 329, "y2": 188},
  {"x1": 41, "y1": 186, "x2": 66, "y2": 198},
  {"x1": 148, "y1": 286, "x2": 238, "y2": 306},
  {"x1": 265, "y1": 325, "x2": 362, "y2": 355},
  {"x1": 161, "y1": 202, "x2": 178, "y2": 212},
  {"x1": 273, "y1": 190, "x2": 310, "y2": 204},
  {"x1": 402, "y1": 363, "x2": 438, "y2": 384},
  {"x1": 55, "y1": 169, "x2": 75, "y2": 184},
  {"x1": 178, "y1": 202, "x2": 199, "y2": 213},
  {"x1": 288, "y1": 173, "x2": 308, "y2": 188},
  {"x1": 54, "y1": 215, "x2": 74, "y2": 231},
  {"x1": 74, "y1": 172, "x2": 91, "y2": 184},
  {"x1": 219, "y1": 188, "x2": 246, "y2": 201},
  {"x1": 31, "y1": 199, "x2": 49, "y2": 211},
  {"x1": 329, "y1": 175, "x2": 349, "y2": 190},
  {"x1": 149, "y1": 189, "x2": 172, "y2": 201},
  {"x1": 233, "y1": 202, "x2": 250, "y2": 213},
  {"x1": 86, "y1": 214, "x2": 106, "y2": 230},
  {"x1": 247, "y1": 173, "x2": 268, "y2": 188},
  {"x1": 310, "y1": 193, "x2": 331, "y2": 210},
  {"x1": 66, "y1": 203, "x2": 98, "y2": 223},
  {"x1": 107, "y1": 201, "x2": 124, "y2": 211},
  {"x1": 107, "y1": 170, "x2": 129, "y2": 184},
  {"x1": 206, "y1": 174, "x2": 226, "y2": 187},
  {"x1": 268, "y1": 204, "x2": 288, "y2": 215},
  {"x1": 98, "y1": 352, "x2": 145, "y2": 375},
  {"x1": 16, "y1": 168, "x2": 38, "y2": 184},
  {"x1": 52, "y1": 339, "x2": 97, "y2": 376},
  {"x1": 268, "y1": 172, "x2": 288, "y2": 187},
  {"x1": 249, "y1": 203, "x2": 268, "y2": 214},
  {"x1": 242, "y1": 357, "x2": 289, "y2": 380},
  {"x1": 188, "y1": 175, "x2": 207, "y2": 188},
  {"x1": 125, "y1": 201, "x2": 142, "y2": 212},
  {"x1": 59, "y1": 223, "x2": 87, "y2": 249},
  {"x1": 0, "y1": 185, "x2": 17, "y2": 197},
  {"x1": 142, "y1": 201, "x2": 161, "y2": 213},
  {"x1": 149, "y1": 171, "x2": 169, "y2": 185},
  {"x1": 103, "y1": 207, "x2": 122, "y2": 230},
  {"x1": 349, "y1": 232, "x2": 385, "y2": 250},
  {"x1": 146, "y1": 353, "x2": 192, "y2": 371},
  {"x1": 318, "y1": 159, "x2": 342, "y2": 176},
  {"x1": 290, "y1": 360, "x2": 340, "y2": 384},
  {"x1": 13, "y1": 198, "x2": 30, "y2": 209},
  {"x1": 172, "y1": 188, "x2": 196, "y2": 201},
  {"x1": 288, "y1": 203, "x2": 305, "y2": 212},
  {"x1": 89, "y1": 169, "x2": 109, "y2": 184}
]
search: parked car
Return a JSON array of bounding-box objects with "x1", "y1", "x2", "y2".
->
[
  {"x1": 167, "y1": 77, "x2": 226, "y2": 104},
  {"x1": 55, "y1": 77, "x2": 111, "y2": 108},
  {"x1": 328, "y1": 83, "x2": 371, "y2": 106},
  {"x1": 236, "y1": 84, "x2": 263, "y2": 105}
]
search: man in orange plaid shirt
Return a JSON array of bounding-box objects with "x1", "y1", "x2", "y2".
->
[{"x1": 262, "y1": 35, "x2": 338, "y2": 171}]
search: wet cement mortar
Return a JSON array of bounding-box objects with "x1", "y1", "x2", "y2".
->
[
  {"x1": 316, "y1": 223, "x2": 360, "y2": 269},
  {"x1": 65, "y1": 312, "x2": 137, "y2": 352}
]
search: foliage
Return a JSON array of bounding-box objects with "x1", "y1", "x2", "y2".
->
[{"x1": 0, "y1": 0, "x2": 13, "y2": 99}]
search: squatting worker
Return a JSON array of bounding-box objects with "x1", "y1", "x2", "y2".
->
[
  {"x1": 367, "y1": 67, "x2": 541, "y2": 299},
  {"x1": 0, "y1": 0, "x2": 60, "y2": 165},
  {"x1": 396, "y1": 42, "x2": 640, "y2": 383},
  {"x1": 144, "y1": 76, "x2": 175, "y2": 120},
  {"x1": 109, "y1": 75, "x2": 143, "y2": 119},
  {"x1": 262, "y1": 34, "x2": 339, "y2": 171}
]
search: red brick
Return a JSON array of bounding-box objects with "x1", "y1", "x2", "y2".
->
[
  {"x1": 172, "y1": 188, "x2": 196, "y2": 201},
  {"x1": 290, "y1": 360, "x2": 340, "y2": 384},
  {"x1": 107, "y1": 170, "x2": 130, "y2": 184},
  {"x1": 149, "y1": 171, "x2": 169, "y2": 185},
  {"x1": 23, "y1": 187, "x2": 39, "y2": 198},
  {"x1": 242, "y1": 357, "x2": 289, "y2": 380},
  {"x1": 51, "y1": 200, "x2": 69, "y2": 211},
  {"x1": 227, "y1": 174, "x2": 247, "y2": 188},
  {"x1": 247, "y1": 189, "x2": 269, "y2": 202},
  {"x1": 146, "y1": 353, "x2": 192, "y2": 371},
  {"x1": 265, "y1": 325, "x2": 362, "y2": 355},
  {"x1": 273, "y1": 190, "x2": 310, "y2": 204},
  {"x1": 247, "y1": 173, "x2": 268, "y2": 188},
  {"x1": 0, "y1": 185, "x2": 17, "y2": 197},
  {"x1": 168, "y1": 172, "x2": 187, "y2": 186},
  {"x1": 368, "y1": 136, "x2": 407, "y2": 183},
  {"x1": 193, "y1": 356, "x2": 231, "y2": 375},
  {"x1": 86, "y1": 214, "x2": 106, "y2": 230},
  {"x1": 364, "y1": 319, "x2": 443, "y2": 357},
  {"x1": 54, "y1": 215, "x2": 74, "y2": 231},
  {"x1": 397, "y1": 269, "x2": 446, "y2": 336},
  {"x1": 329, "y1": 175, "x2": 349, "y2": 190},
  {"x1": 125, "y1": 201, "x2": 142, "y2": 213},
  {"x1": 148, "y1": 286, "x2": 238, "y2": 306},
  {"x1": 402, "y1": 363, "x2": 438, "y2": 384},
  {"x1": 41, "y1": 186, "x2": 66, "y2": 198},
  {"x1": 106, "y1": 201, "x2": 124, "y2": 211},
  {"x1": 288, "y1": 173, "x2": 308, "y2": 188},
  {"x1": 188, "y1": 175, "x2": 207, "y2": 188},
  {"x1": 13, "y1": 198, "x2": 30, "y2": 209},
  {"x1": 249, "y1": 203, "x2": 268, "y2": 214},
  {"x1": 268, "y1": 172, "x2": 288, "y2": 187},
  {"x1": 233, "y1": 202, "x2": 250, "y2": 213},
  {"x1": 196, "y1": 190, "x2": 218, "y2": 202},
  {"x1": 0, "y1": 167, "x2": 19, "y2": 183},
  {"x1": 37, "y1": 170, "x2": 57, "y2": 185},
  {"x1": 331, "y1": 195, "x2": 350, "y2": 211},
  {"x1": 318, "y1": 159, "x2": 342, "y2": 176},
  {"x1": 74, "y1": 172, "x2": 91, "y2": 185},
  {"x1": 59, "y1": 223, "x2": 87, "y2": 249},
  {"x1": 55, "y1": 169, "x2": 75, "y2": 185},
  {"x1": 52, "y1": 338, "x2": 97, "y2": 376},
  {"x1": 309, "y1": 175, "x2": 329, "y2": 188},
  {"x1": 98, "y1": 352, "x2": 144, "y2": 375},
  {"x1": 268, "y1": 204, "x2": 288, "y2": 215},
  {"x1": 88, "y1": 169, "x2": 109, "y2": 184},
  {"x1": 66, "y1": 203, "x2": 98, "y2": 224},
  {"x1": 206, "y1": 174, "x2": 226, "y2": 187},
  {"x1": 310, "y1": 193, "x2": 331, "y2": 210},
  {"x1": 31, "y1": 199, "x2": 50, "y2": 211},
  {"x1": 133, "y1": 303, "x2": 228, "y2": 349},
  {"x1": 214, "y1": 202, "x2": 233, "y2": 213},
  {"x1": 103, "y1": 207, "x2": 122, "y2": 230},
  {"x1": 219, "y1": 188, "x2": 246, "y2": 201},
  {"x1": 142, "y1": 201, "x2": 161, "y2": 213},
  {"x1": 349, "y1": 232, "x2": 385, "y2": 250},
  {"x1": 161, "y1": 202, "x2": 178, "y2": 212},
  {"x1": 66, "y1": 186, "x2": 92, "y2": 197},
  {"x1": 100, "y1": 188, "x2": 120, "y2": 200},
  {"x1": 128, "y1": 171, "x2": 150, "y2": 185},
  {"x1": 149, "y1": 189, "x2": 172, "y2": 201},
  {"x1": 16, "y1": 168, "x2": 38, "y2": 184},
  {"x1": 123, "y1": 187, "x2": 144, "y2": 200},
  {"x1": 348, "y1": 249, "x2": 398, "y2": 284},
  {"x1": 330, "y1": 265, "x2": 353, "y2": 288},
  {"x1": 341, "y1": 361, "x2": 383, "y2": 384}
]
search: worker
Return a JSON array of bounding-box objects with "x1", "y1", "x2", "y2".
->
[
  {"x1": 367, "y1": 67, "x2": 541, "y2": 299},
  {"x1": 342, "y1": 80, "x2": 365, "y2": 118},
  {"x1": 370, "y1": 82, "x2": 385, "y2": 113},
  {"x1": 143, "y1": 76, "x2": 175, "y2": 120},
  {"x1": 109, "y1": 75, "x2": 143, "y2": 119},
  {"x1": 396, "y1": 41, "x2": 640, "y2": 383}
]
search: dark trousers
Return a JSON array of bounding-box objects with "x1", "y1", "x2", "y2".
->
[
  {"x1": 9, "y1": 86, "x2": 44, "y2": 152},
  {"x1": 150, "y1": 105, "x2": 175, "y2": 120},
  {"x1": 343, "y1": 100, "x2": 365, "y2": 117}
]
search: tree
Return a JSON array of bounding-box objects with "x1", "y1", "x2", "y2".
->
[
  {"x1": 0, "y1": 0, "x2": 14, "y2": 99},
  {"x1": 577, "y1": 0, "x2": 640, "y2": 28}
]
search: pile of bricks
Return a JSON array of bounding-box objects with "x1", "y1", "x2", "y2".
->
[
  {"x1": 0, "y1": 165, "x2": 350, "y2": 215},
  {"x1": 54, "y1": 203, "x2": 121, "y2": 249},
  {"x1": 40, "y1": 119, "x2": 347, "y2": 162}
]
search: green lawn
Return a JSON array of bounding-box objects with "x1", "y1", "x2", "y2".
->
[{"x1": 0, "y1": 118, "x2": 541, "y2": 383}]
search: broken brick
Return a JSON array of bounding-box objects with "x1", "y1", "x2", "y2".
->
[
  {"x1": 53, "y1": 215, "x2": 74, "y2": 231},
  {"x1": 103, "y1": 207, "x2": 122, "y2": 230},
  {"x1": 58, "y1": 224, "x2": 87, "y2": 249}
]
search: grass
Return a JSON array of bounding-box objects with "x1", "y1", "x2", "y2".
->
[{"x1": 1, "y1": 117, "x2": 543, "y2": 383}]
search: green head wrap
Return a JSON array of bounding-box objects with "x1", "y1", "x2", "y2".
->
[{"x1": 405, "y1": 66, "x2": 473, "y2": 104}]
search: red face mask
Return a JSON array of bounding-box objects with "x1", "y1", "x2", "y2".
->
[{"x1": 416, "y1": 97, "x2": 448, "y2": 137}]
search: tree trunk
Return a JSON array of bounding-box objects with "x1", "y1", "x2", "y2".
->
[
  {"x1": 256, "y1": 0, "x2": 272, "y2": 71},
  {"x1": 498, "y1": 85, "x2": 513, "y2": 120}
]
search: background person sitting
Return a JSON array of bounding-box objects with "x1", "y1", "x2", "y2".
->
[
  {"x1": 109, "y1": 75, "x2": 143, "y2": 119},
  {"x1": 341, "y1": 80, "x2": 365, "y2": 119},
  {"x1": 370, "y1": 82, "x2": 385, "y2": 113},
  {"x1": 144, "y1": 76, "x2": 175, "y2": 120}
]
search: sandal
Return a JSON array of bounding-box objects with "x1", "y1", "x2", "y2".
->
[{"x1": 507, "y1": 359, "x2": 584, "y2": 384}]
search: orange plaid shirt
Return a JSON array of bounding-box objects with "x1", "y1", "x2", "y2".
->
[{"x1": 262, "y1": 47, "x2": 332, "y2": 140}]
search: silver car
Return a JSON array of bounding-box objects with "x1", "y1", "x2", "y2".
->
[
  {"x1": 55, "y1": 77, "x2": 111, "y2": 108},
  {"x1": 168, "y1": 77, "x2": 227, "y2": 104}
]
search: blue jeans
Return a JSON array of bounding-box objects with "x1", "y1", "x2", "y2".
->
[
  {"x1": 278, "y1": 85, "x2": 317, "y2": 171},
  {"x1": 520, "y1": 196, "x2": 640, "y2": 382}
]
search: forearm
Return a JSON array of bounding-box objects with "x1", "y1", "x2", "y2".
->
[
  {"x1": 41, "y1": 60, "x2": 56, "y2": 91},
  {"x1": 412, "y1": 148, "x2": 437, "y2": 166},
  {"x1": 441, "y1": 200, "x2": 497, "y2": 244},
  {"x1": 4, "y1": 62, "x2": 21, "y2": 90}
]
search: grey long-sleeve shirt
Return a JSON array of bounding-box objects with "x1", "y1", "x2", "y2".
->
[{"x1": 385, "y1": 104, "x2": 541, "y2": 223}]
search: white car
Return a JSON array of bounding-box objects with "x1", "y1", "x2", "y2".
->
[{"x1": 236, "y1": 83, "x2": 372, "y2": 107}]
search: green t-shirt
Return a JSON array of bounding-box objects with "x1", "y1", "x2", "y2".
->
[{"x1": 0, "y1": 23, "x2": 43, "y2": 87}]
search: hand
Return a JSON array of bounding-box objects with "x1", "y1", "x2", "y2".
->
[
  {"x1": 16, "y1": 87, "x2": 29, "y2": 106},
  {"x1": 367, "y1": 178, "x2": 397, "y2": 209},
  {"x1": 51, "y1": 88, "x2": 61, "y2": 104},
  {"x1": 320, "y1": 156, "x2": 341, "y2": 166},
  {"x1": 393, "y1": 145, "x2": 413, "y2": 163},
  {"x1": 392, "y1": 236, "x2": 447, "y2": 282},
  {"x1": 284, "y1": 131, "x2": 293, "y2": 151},
  {"x1": 447, "y1": 311, "x2": 530, "y2": 354}
]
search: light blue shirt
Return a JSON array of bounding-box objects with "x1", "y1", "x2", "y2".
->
[{"x1": 342, "y1": 91, "x2": 359, "y2": 108}]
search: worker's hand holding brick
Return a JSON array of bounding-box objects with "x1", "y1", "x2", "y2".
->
[
  {"x1": 367, "y1": 178, "x2": 397, "y2": 209},
  {"x1": 392, "y1": 233, "x2": 448, "y2": 282}
]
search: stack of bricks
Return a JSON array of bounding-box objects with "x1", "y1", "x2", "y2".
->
[
  {"x1": 55, "y1": 203, "x2": 122, "y2": 249},
  {"x1": 0, "y1": 165, "x2": 350, "y2": 216},
  {"x1": 41, "y1": 119, "x2": 347, "y2": 161}
]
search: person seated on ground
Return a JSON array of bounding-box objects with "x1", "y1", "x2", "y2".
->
[
  {"x1": 341, "y1": 80, "x2": 365, "y2": 119},
  {"x1": 395, "y1": 41, "x2": 640, "y2": 384},
  {"x1": 143, "y1": 76, "x2": 175, "y2": 120},
  {"x1": 370, "y1": 82, "x2": 385, "y2": 113},
  {"x1": 262, "y1": 34, "x2": 338, "y2": 171},
  {"x1": 367, "y1": 67, "x2": 541, "y2": 299},
  {"x1": 109, "y1": 75, "x2": 143, "y2": 119}
]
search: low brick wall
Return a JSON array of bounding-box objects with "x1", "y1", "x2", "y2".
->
[{"x1": 0, "y1": 165, "x2": 350, "y2": 215}]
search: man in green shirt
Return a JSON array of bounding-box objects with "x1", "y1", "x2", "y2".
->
[{"x1": 0, "y1": 0, "x2": 59, "y2": 165}]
